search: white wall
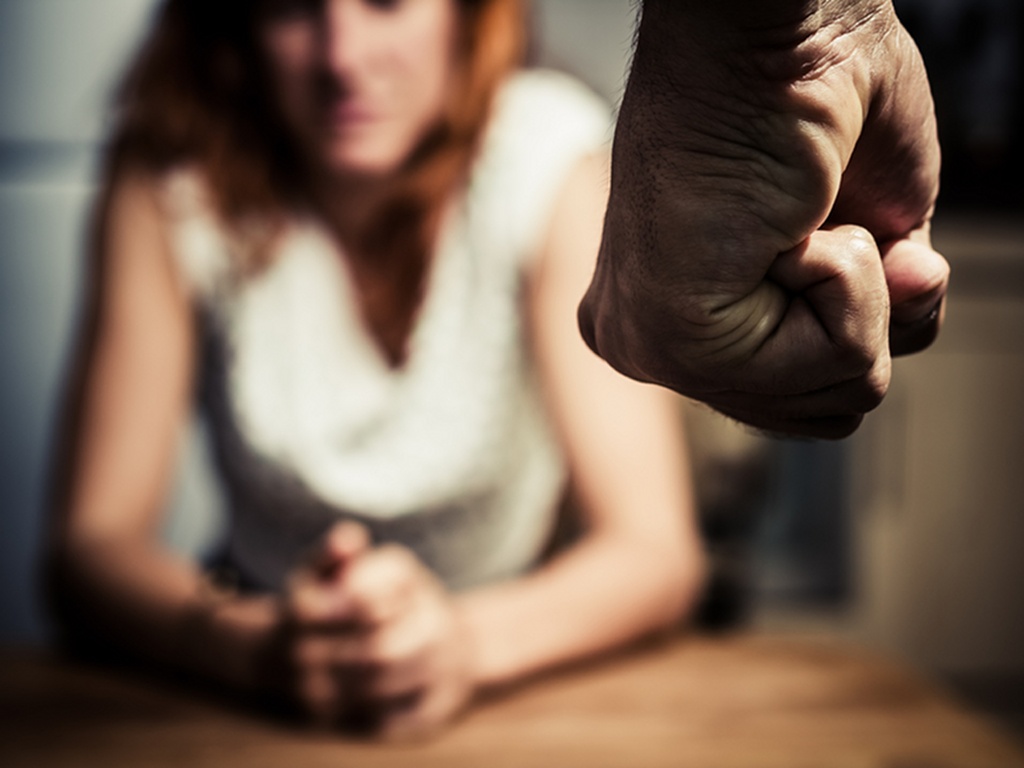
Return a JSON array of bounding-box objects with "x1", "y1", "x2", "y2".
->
[
  {"x1": 0, "y1": 0, "x2": 164, "y2": 643},
  {"x1": 532, "y1": 0, "x2": 636, "y2": 105}
]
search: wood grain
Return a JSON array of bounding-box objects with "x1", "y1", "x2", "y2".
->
[{"x1": 2, "y1": 634, "x2": 1022, "y2": 768}]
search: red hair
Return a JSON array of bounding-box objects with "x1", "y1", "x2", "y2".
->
[{"x1": 106, "y1": 0, "x2": 526, "y2": 362}]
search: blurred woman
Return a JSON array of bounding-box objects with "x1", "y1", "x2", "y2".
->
[{"x1": 48, "y1": 0, "x2": 705, "y2": 738}]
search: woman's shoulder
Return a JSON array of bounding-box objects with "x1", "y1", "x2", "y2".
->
[
  {"x1": 116, "y1": 164, "x2": 237, "y2": 302},
  {"x1": 497, "y1": 68, "x2": 609, "y2": 109},
  {"x1": 151, "y1": 165, "x2": 219, "y2": 224},
  {"x1": 467, "y1": 71, "x2": 612, "y2": 265},
  {"x1": 487, "y1": 69, "x2": 613, "y2": 153}
]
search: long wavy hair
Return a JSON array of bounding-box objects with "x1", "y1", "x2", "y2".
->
[{"x1": 105, "y1": 0, "x2": 526, "y2": 360}]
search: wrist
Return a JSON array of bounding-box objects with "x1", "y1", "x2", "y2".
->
[
  {"x1": 636, "y1": 0, "x2": 895, "y2": 84},
  {"x1": 185, "y1": 588, "x2": 284, "y2": 694},
  {"x1": 452, "y1": 591, "x2": 520, "y2": 691},
  {"x1": 640, "y1": 0, "x2": 893, "y2": 35}
]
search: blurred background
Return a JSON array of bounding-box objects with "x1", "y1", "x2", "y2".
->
[{"x1": 1, "y1": 0, "x2": 1022, "y2": 735}]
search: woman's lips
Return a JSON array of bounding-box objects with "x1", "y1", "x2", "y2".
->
[{"x1": 326, "y1": 102, "x2": 378, "y2": 130}]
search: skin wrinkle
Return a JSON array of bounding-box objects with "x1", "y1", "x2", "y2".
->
[
  {"x1": 641, "y1": 0, "x2": 892, "y2": 81},
  {"x1": 699, "y1": 287, "x2": 790, "y2": 361},
  {"x1": 753, "y1": 10, "x2": 891, "y2": 83},
  {"x1": 621, "y1": 39, "x2": 873, "y2": 355},
  {"x1": 671, "y1": 224, "x2": 887, "y2": 386},
  {"x1": 616, "y1": 281, "x2": 788, "y2": 390},
  {"x1": 670, "y1": 114, "x2": 829, "y2": 201},
  {"x1": 631, "y1": 70, "x2": 846, "y2": 253},
  {"x1": 639, "y1": 3, "x2": 884, "y2": 142},
  {"x1": 652, "y1": 118, "x2": 832, "y2": 238}
]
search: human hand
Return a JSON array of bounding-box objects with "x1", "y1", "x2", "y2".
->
[
  {"x1": 284, "y1": 523, "x2": 475, "y2": 739},
  {"x1": 578, "y1": 0, "x2": 949, "y2": 438}
]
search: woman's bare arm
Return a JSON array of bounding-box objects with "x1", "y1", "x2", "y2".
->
[
  {"x1": 47, "y1": 173, "x2": 278, "y2": 690},
  {"x1": 455, "y1": 153, "x2": 707, "y2": 688}
]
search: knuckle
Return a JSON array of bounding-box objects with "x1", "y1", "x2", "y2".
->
[
  {"x1": 292, "y1": 639, "x2": 315, "y2": 670},
  {"x1": 288, "y1": 590, "x2": 318, "y2": 625},
  {"x1": 844, "y1": 224, "x2": 875, "y2": 250},
  {"x1": 575, "y1": 267, "x2": 664, "y2": 386},
  {"x1": 367, "y1": 633, "x2": 408, "y2": 668},
  {"x1": 834, "y1": 309, "x2": 889, "y2": 378},
  {"x1": 839, "y1": 359, "x2": 890, "y2": 416},
  {"x1": 297, "y1": 670, "x2": 334, "y2": 712},
  {"x1": 862, "y1": 363, "x2": 891, "y2": 410},
  {"x1": 361, "y1": 647, "x2": 394, "y2": 674},
  {"x1": 292, "y1": 636, "x2": 330, "y2": 672},
  {"x1": 835, "y1": 225, "x2": 879, "y2": 264},
  {"x1": 831, "y1": 227, "x2": 884, "y2": 292},
  {"x1": 844, "y1": 342, "x2": 882, "y2": 379},
  {"x1": 377, "y1": 543, "x2": 417, "y2": 571},
  {"x1": 355, "y1": 545, "x2": 417, "y2": 590}
]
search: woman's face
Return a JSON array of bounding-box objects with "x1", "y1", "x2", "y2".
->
[{"x1": 259, "y1": 0, "x2": 459, "y2": 181}]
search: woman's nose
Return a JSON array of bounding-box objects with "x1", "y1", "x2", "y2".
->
[{"x1": 320, "y1": 0, "x2": 373, "y2": 79}]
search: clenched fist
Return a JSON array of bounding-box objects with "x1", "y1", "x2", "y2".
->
[{"x1": 579, "y1": 0, "x2": 948, "y2": 438}]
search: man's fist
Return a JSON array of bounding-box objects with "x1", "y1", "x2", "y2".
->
[{"x1": 579, "y1": 0, "x2": 948, "y2": 438}]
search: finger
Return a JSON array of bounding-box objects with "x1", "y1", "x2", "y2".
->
[
  {"x1": 375, "y1": 698, "x2": 436, "y2": 743},
  {"x1": 296, "y1": 658, "x2": 343, "y2": 727},
  {"x1": 287, "y1": 571, "x2": 359, "y2": 627},
  {"x1": 358, "y1": 612, "x2": 436, "y2": 700},
  {"x1": 324, "y1": 590, "x2": 440, "y2": 701},
  {"x1": 307, "y1": 634, "x2": 427, "y2": 713},
  {"x1": 704, "y1": 342, "x2": 889, "y2": 418},
  {"x1": 342, "y1": 692, "x2": 424, "y2": 739},
  {"x1": 312, "y1": 521, "x2": 372, "y2": 578},
  {"x1": 375, "y1": 685, "x2": 466, "y2": 743},
  {"x1": 706, "y1": 376, "x2": 886, "y2": 439},
  {"x1": 343, "y1": 545, "x2": 424, "y2": 629},
  {"x1": 707, "y1": 390, "x2": 868, "y2": 440},
  {"x1": 286, "y1": 522, "x2": 372, "y2": 626},
  {"x1": 880, "y1": 235, "x2": 949, "y2": 356},
  {"x1": 746, "y1": 225, "x2": 891, "y2": 398},
  {"x1": 710, "y1": 401, "x2": 865, "y2": 440},
  {"x1": 771, "y1": 225, "x2": 890, "y2": 367}
]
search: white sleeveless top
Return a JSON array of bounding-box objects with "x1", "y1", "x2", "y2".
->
[{"x1": 162, "y1": 71, "x2": 612, "y2": 592}]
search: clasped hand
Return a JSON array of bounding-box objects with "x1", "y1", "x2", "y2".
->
[{"x1": 280, "y1": 523, "x2": 474, "y2": 739}]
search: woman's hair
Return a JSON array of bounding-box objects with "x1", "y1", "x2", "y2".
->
[{"x1": 106, "y1": 0, "x2": 526, "y2": 361}]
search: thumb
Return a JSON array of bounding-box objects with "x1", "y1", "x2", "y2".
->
[
  {"x1": 289, "y1": 522, "x2": 372, "y2": 625},
  {"x1": 881, "y1": 233, "x2": 949, "y2": 356},
  {"x1": 312, "y1": 521, "x2": 372, "y2": 580}
]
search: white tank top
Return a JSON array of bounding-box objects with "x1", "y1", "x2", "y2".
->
[{"x1": 162, "y1": 70, "x2": 611, "y2": 591}]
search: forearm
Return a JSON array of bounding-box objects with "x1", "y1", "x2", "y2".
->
[
  {"x1": 455, "y1": 531, "x2": 705, "y2": 689},
  {"x1": 48, "y1": 534, "x2": 279, "y2": 692}
]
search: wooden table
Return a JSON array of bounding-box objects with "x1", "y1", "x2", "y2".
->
[{"x1": 2, "y1": 633, "x2": 1022, "y2": 768}]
